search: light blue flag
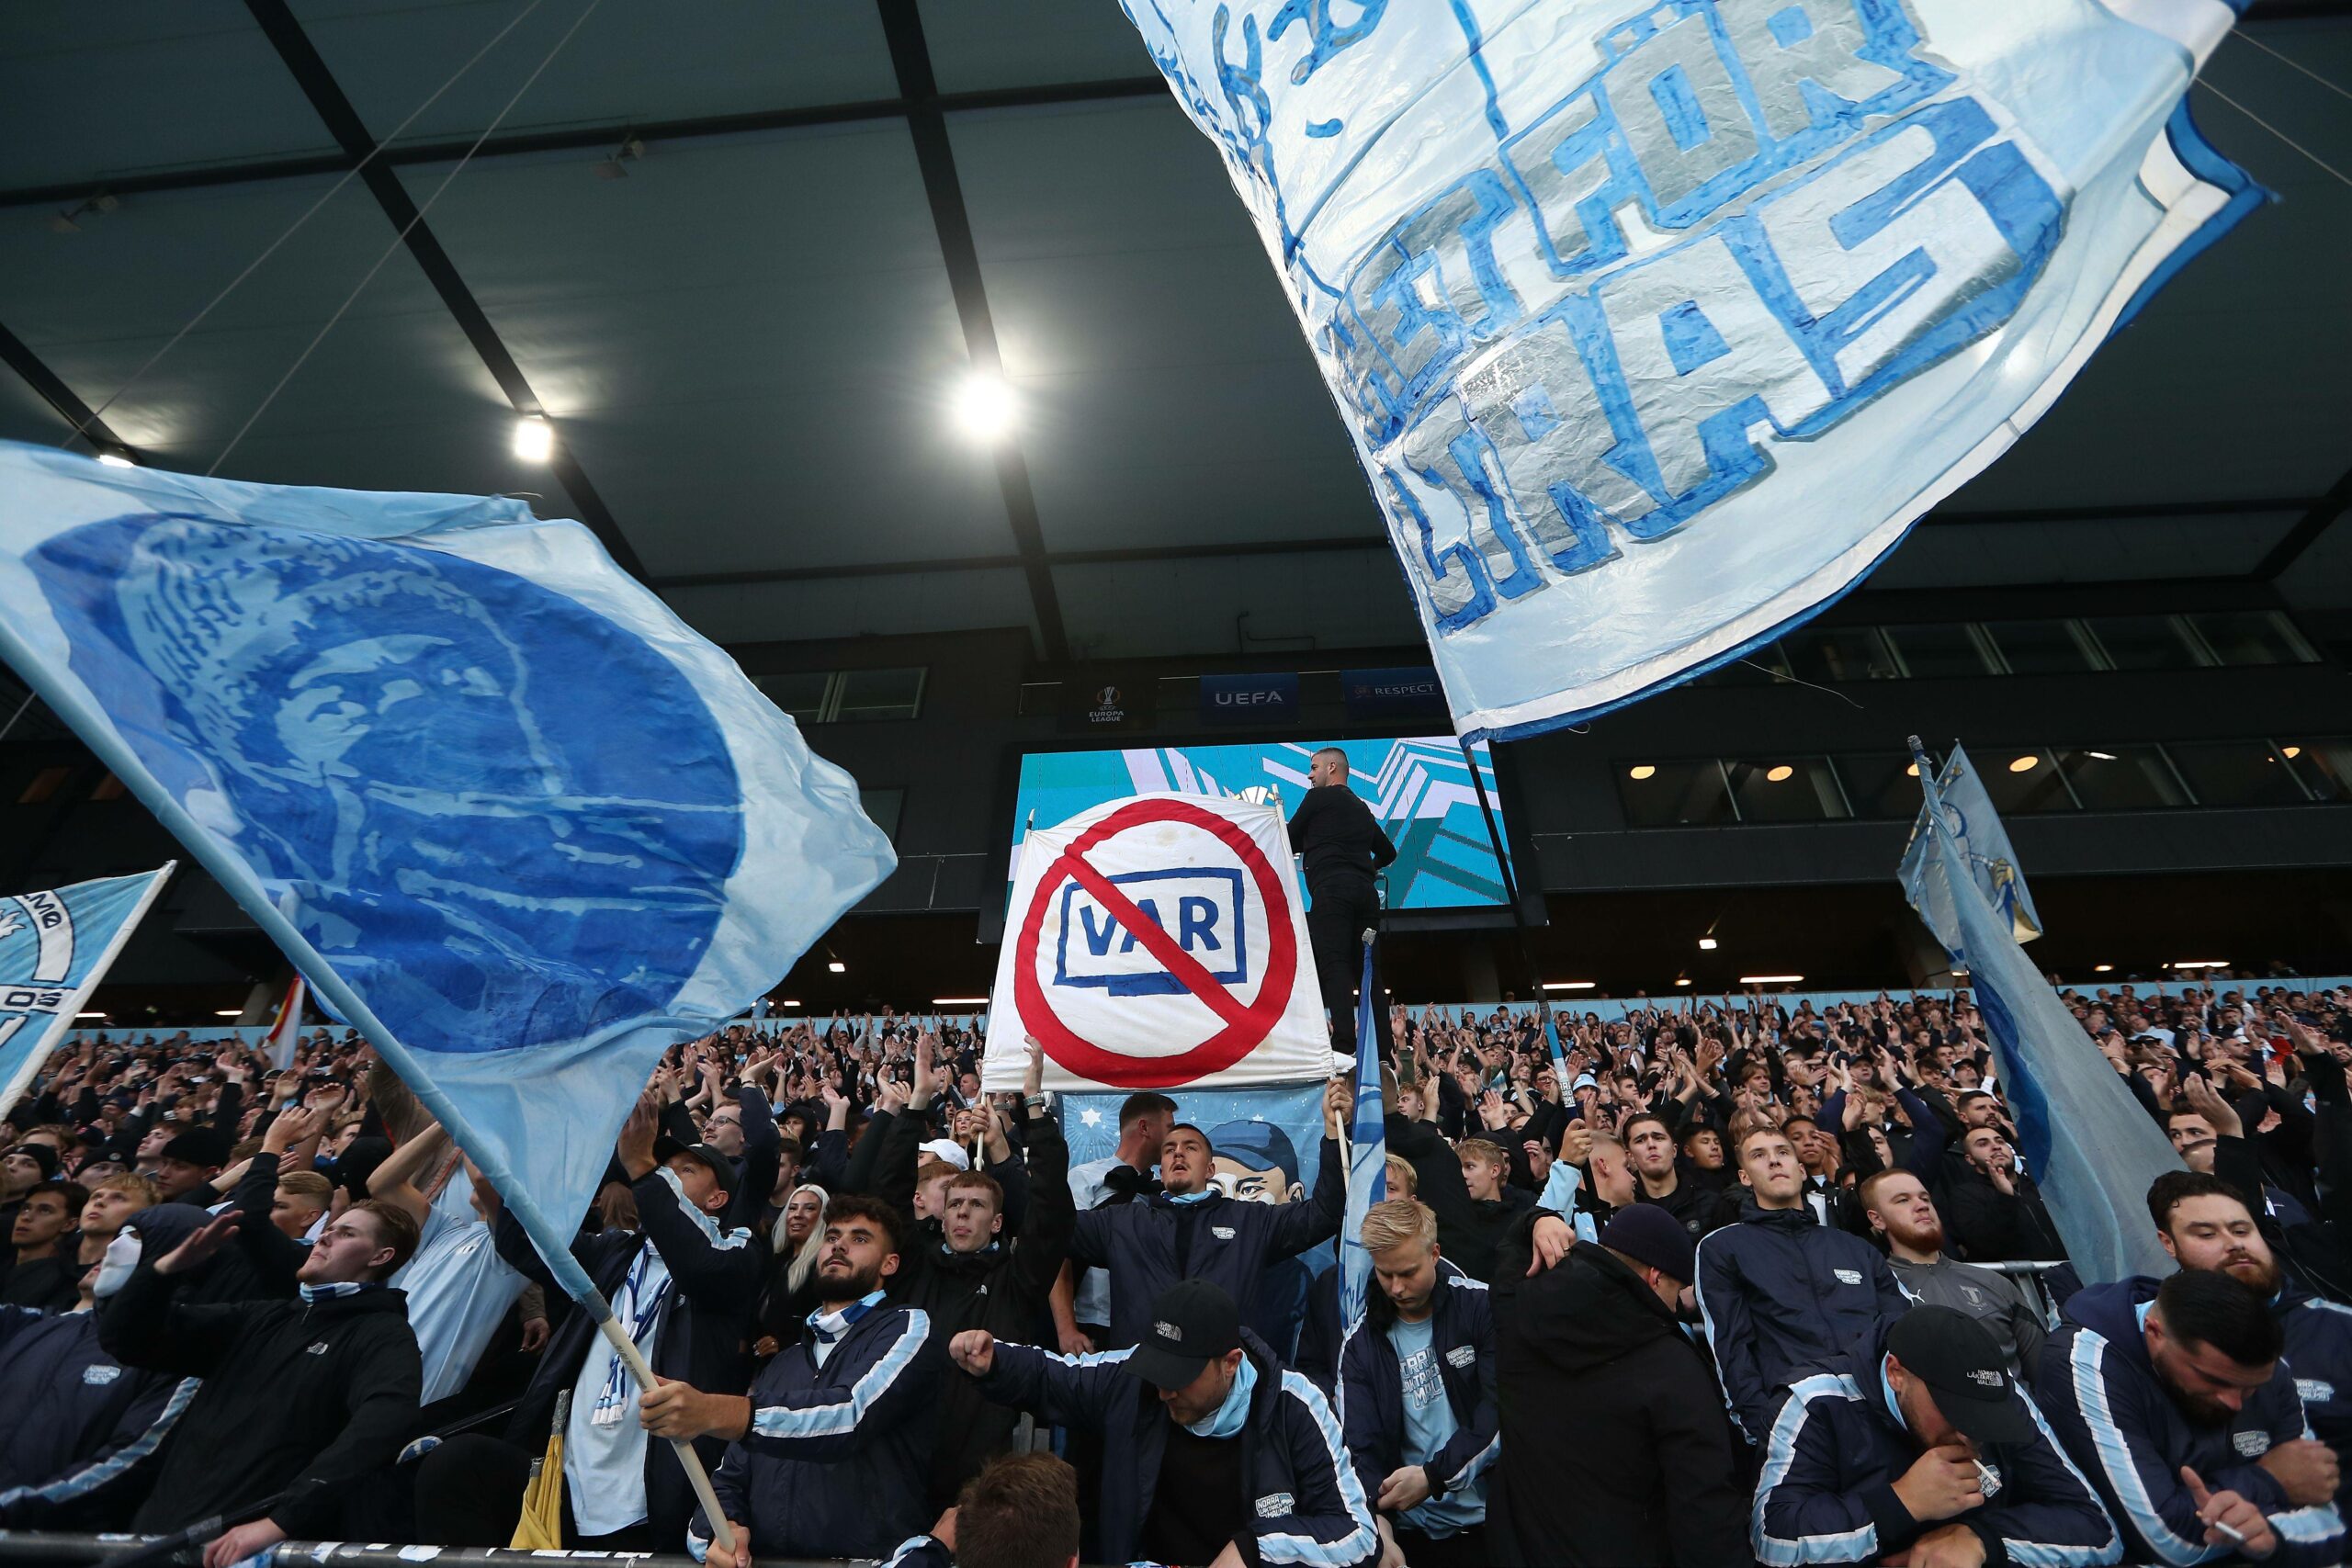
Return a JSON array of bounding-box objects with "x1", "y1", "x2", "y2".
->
[
  {"x1": 0, "y1": 443, "x2": 897, "y2": 1299},
  {"x1": 1901, "y1": 743, "x2": 2043, "y2": 950},
  {"x1": 1340, "y1": 934, "x2": 1389, "y2": 1334},
  {"x1": 1907, "y1": 740, "x2": 2176, "y2": 1282},
  {"x1": 0, "y1": 865, "x2": 175, "y2": 1117},
  {"x1": 1119, "y1": 0, "x2": 2259, "y2": 739}
]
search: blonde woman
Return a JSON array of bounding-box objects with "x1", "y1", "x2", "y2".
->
[{"x1": 752, "y1": 1183, "x2": 830, "y2": 1358}]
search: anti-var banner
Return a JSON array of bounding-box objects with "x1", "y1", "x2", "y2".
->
[
  {"x1": 1119, "y1": 0, "x2": 2258, "y2": 739},
  {"x1": 983, "y1": 794, "x2": 1329, "y2": 1093}
]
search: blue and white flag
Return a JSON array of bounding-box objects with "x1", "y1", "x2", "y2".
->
[
  {"x1": 1339, "y1": 934, "x2": 1388, "y2": 1333},
  {"x1": 1901, "y1": 743, "x2": 2043, "y2": 949},
  {"x1": 1907, "y1": 746, "x2": 2176, "y2": 1282},
  {"x1": 0, "y1": 865, "x2": 174, "y2": 1117},
  {"x1": 1121, "y1": 0, "x2": 2259, "y2": 739},
  {"x1": 0, "y1": 443, "x2": 896, "y2": 1294}
]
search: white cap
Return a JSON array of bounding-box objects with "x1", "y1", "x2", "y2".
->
[{"x1": 918, "y1": 1138, "x2": 971, "y2": 1170}]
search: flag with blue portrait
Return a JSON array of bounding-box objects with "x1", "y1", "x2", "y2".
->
[{"x1": 0, "y1": 442, "x2": 896, "y2": 1286}]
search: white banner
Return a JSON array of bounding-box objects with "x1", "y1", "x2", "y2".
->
[{"x1": 984, "y1": 793, "x2": 1329, "y2": 1093}]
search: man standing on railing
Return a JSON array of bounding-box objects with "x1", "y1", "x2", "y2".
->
[{"x1": 1287, "y1": 747, "x2": 1396, "y2": 1045}]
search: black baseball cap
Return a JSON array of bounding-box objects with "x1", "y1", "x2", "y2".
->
[
  {"x1": 1886, "y1": 1307, "x2": 2033, "y2": 1447},
  {"x1": 1125, "y1": 1279, "x2": 1242, "y2": 1392},
  {"x1": 652, "y1": 1135, "x2": 738, "y2": 1196}
]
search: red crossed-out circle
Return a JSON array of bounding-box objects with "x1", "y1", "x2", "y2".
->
[{"x1": 1014, "y1": 797, "x2": 1298, "y2": 1089}]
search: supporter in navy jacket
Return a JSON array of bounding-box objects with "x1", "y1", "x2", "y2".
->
[
  {"x1": 644, "y1": 1193, "x2": 944, "y2": 1564},
  {"x1": 954, "y1": 1280, "x2": 1378, "y2": 1568},
  {"x1": 2037, "y1": 1271, "x2": 2346, "y2": 1567},
  {"x1": 1694, "y1": 1122, "x2": 1909, "y2": 1443},
  {"x1": 1067, "y1": 1089, "x2": 1345, "y2": 1349},
  {"x1": 1337, "y1": 1199, "x2": 1498, "y2": 1567},
  {"x1": 1753, "y1": 1307, "x2": 2118, "y2": 1567},
  {"x1": 0, "y1": 1293, "x2": 191, "y2": 1527}
]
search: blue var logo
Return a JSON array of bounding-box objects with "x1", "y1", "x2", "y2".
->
[{"x1": 1053, "y1": 868, "x2": 1249, "y2": 997}]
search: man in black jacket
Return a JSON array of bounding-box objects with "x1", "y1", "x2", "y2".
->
[
  {"x1": 98, "y1": 1197, "x2": 423, "y2": 1568},
  {"x1": 1286, "y1": 747, "x2": 1396, "y2": 1043},
  {"x1": 1487, "y1": 1204, "x2": 1748, "y2": 1567},
  {"x1": 953, "y1": 1278, "x2": 1378, "y2": 1568},
  {"x1": 1068, "y1": 1087, "x2": 1346, "y2": 1349},
  {"x1": 1940, "y1": 1124, "x2": 2065, "y2": 1264},
  {"x1": 422, "y1": 1089, "x2": 767, "y2": 1551}
]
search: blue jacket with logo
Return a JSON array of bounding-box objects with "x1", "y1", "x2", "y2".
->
[
  {"x1": 1693, "y1": 1195, "x2": 1911, "y2": 1442},
  {"x1": 0, "y1": 1305, "x2": 193, "y2": 1526},
  {"x1": 689, "y1": 1298, "x2": 944, "y2": 1562},
  {"x1": 1068, "y1": 1145, "x2": 1343, "y2": 1349},
  {"x1": 2276, "y1": 1286, "x2": 2352, "y2": 1515},
  {"x1": 1752, "y1": 1316, "x2": 2119, "y2": 1566},
  {"x1": 979, "y1": 1328, "x2": 1377, "y2": 1568},
  {"x1": 2036, "y1": 1278, "x2": 2346, "y2": 1568},
  {"x1": 1336, "y1": 1264, "x2": 1498, "y2": 1517}
]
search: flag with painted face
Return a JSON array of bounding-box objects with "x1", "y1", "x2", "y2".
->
[
  {"x1": 1118, "y1": 0, "x2": 2259, "y2": 739},
  {"x1": 0, "y1": 442, "x2": 896, "y2": 1295},
  {"x1": 1901, "y1": 743, "x2": 2044, "y2": 948},
  {"x1": 0, "y1": 865, "x2": 174, "y2": 1117}
]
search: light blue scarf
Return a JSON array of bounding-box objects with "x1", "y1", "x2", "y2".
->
[{"x1": 1184, "y1": 1354, "x2": 1257, "y2": 1438}]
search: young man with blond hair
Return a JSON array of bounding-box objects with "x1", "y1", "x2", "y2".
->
[{"x1": 1339, "y1": 1197, "x2": 1498, "y2": 1568}]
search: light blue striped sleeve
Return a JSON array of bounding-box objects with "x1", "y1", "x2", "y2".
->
[{"x1": 745, "y1": 1309, "x2": 933, "y2": 1457}]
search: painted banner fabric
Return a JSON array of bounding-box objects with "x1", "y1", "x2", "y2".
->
[
  {"x1": 1901, "y1": 742, "x2": 2044, "y2": 950},
  {"x1": 985, "y1": 792, "x2": 1329, "y2": 1093},
  {"x1": 1118, "y1": 0, "x2": 2258, "y2": 739},
  {"x1": 0, "y1": 865, "x2": 173, "y2": 1118},
  {"x1": 0, "y1": 443, "x2": 896, "y2": 1289},
  {"x1": 1908, "y1": 753, "x2": 2177, "y2": 1281}
]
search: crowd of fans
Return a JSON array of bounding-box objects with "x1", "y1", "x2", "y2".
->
[{"x1": 1, "y1": 976, "x2": 2348, "y2": 1567}]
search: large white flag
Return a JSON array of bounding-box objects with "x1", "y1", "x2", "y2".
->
[
  {"x1": 1118, "y1": 0, "x2": 2259, "y2": 739},
  {"x1": 985, "y1": 794, "x2": 1329, "y2": 1093}
]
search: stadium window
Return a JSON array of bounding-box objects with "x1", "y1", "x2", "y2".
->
[
  {"x1": 88, "y1": 773, "x2": 129, "y2": 802},
  {"x1": 1981, "y1": 618, "x2": 2102, "y2": 674},
  {"x1": 2165, "y1": 740, "x2": 2312, "y2": 807},
  {"x1": 2183, "y1": 611, "x2": 2319, "y2": 667},
  {"x1": 752, "y1": 671, "x2": 831, "y2": 725},
  {"x1": 1881, "y1": 622, "x2": 1998, "y2": 679},
  {"x1": 1836, "y1": 753, "x2": 1938, "y2": 819},
  {"x1": 2084, "y1": 615, "x2": 2210, "y2": 671},
  {"x1": 831, "y1": 667, "x2": 926, "y2": 723},
  {"x1": 1723, "y1": 758, "x2": 1851, "y2": 822},
  {"x1": 1781, "y1": 626, "x2": 1899, "y2": 683},
  {"x1": 1977, "y1": 750, "x2": 2079, "y2": 813},
  {"x1": 16, "y1": 765, "x2": 72, "y2": 805},
  {"x1": 2281, "y1": 739, "x2": 2352, "y2": 803},
  {"x1": 2056, "y1": 747, "x2": 2189, "y2": 810},
  {"x1": 1618, "y1": 759, "x2": 1739, "y2": 827},
  {"x1": 859, "y1": 787, "x2": 905, "y2": 841}
]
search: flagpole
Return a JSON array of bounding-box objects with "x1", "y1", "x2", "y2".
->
[
  {"x1": 0, "y1": 621, "x2": 737, "y2": 1552},
  {"x1": 0, "y1": 863, "x2": 177, "y2": 1120}
]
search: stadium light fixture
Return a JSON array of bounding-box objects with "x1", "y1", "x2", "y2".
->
[
  {"x1": 1698, "y1": 936, "x2": 1718, "y2": 951},
  {"x1": 2086, "y1": 750, "x2": 2117, "y2": 761},
  {"x1": 1628, "y1": 764, "x2": 1657, "y2": 780},
  {"x1": 933, "y1": 997, "x2": 989, "y2": 1006},
  {"x1": 1765, "y1": 764, "x2": 1793, "y2": 782},
  {"x1": 2169, "y1": 960, "x2": 2228, "y2": 969},
  {"x1": 2283, "y1": 746, "x2": 2302, "y2": 759},
  {"x1": 96, "y1": 451, "x2": 134, "y2": 468},
  {"x1": 1673, "y1": 976, "x2": 1691, "y2": 987},
  {"x1": 779, "y1": 999, "x2": 801, "y2": 1008},
  {"x1": 2008, "y1": 754, "x2": 2039, "y2": 773},
  {"x1": 954, "y1": 372, "x2": 1016, "y2": 442},
  {"x1": 2093, "y1": 964, "x2": 2114, "y2": 973},
  {"x1": 214, "y1": 1009, "x2": 241, "y2": 1018},
  {"x1": 1739, "y1": 974, "x2": 1804, "y2": 985},
  {"x1": 513, "y1": 415, "x2": 554, "y2": 462},
  {"x1": 1905, "y1": 761, "x2": 1920, "y2": 777},
  {"x1": 827, "y1": 960, "x2": 846, "y2": 974},
  {"x1": 76, "y1": 1010, "x2": 107, "y2": 1019},
  {"x1": 1543, "y1": 981, "x2": 1597, "y2": 991}
]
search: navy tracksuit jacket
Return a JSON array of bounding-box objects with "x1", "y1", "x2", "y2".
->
[
  {"x1": 1752, "y1": 1316, "x2": 2118, "y2": 1566},
  {"x1": 0, "y1": 1305, "x2": 193, "y2": 1525},
  {"x1": 2037, "y1": 1278, "x2": 2346, "y2": 1568},
  {"x1": 1335, "y1": 1266, "x2": 1498, "y2": 1517}
]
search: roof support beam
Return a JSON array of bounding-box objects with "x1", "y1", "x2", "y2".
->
[
  {"x1": 242, "y1": 0, "x2": 647, "y2": 579},
  {"x1": 0, "y1": 321, "x2": 143, "y2": 462},
  {"x1": 876, "y1": 0, "x2": 1069, "y2": 661},
  {"x1": 2254, "y1": 462, "x2": 2352, "y2": 580}
]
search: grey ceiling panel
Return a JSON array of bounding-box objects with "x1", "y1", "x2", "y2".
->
[
  {"x1": 1871, "y1": 513, "x2": 2299, "y2": 590},
  {"x1": 916, "y1": 0, "x2": 1155, "y2": 95},
  {"x1": 397, "y1": 127, "x2": 1012, "y2": 575},
  {"x1": 0, "y1": 3, "x2": 333, "y2": 191},
  {"x1": 662, "y1": 567, "x2": 1035, "y2": 647},
  {"x1": 296, "y1": 0, "x2": 899, "y2": 144},
  {"x1": 1054, "y1": 548, "x2": 1419, "y2": 661}
]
